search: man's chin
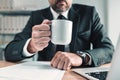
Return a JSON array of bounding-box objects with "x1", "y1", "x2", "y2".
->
[
  {"x1": 52, "y1": 5, "x2": 68, "y2": 13},
  {"x1": 56, "y1": 5, "x2": 67, "y2": 11},
  {"x1": 56, "y1": 8, "x2": 66, "y2": 13}
]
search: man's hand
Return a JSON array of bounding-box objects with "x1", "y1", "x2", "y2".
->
[
  {"x1": 27, "y1": 20, "x2": 51, "y2": 53},
  {"x1": 51, "y1": 51, "x2": 83, "y2": 70}
]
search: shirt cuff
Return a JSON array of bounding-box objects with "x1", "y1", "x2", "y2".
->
[
  {"x1": 86, "y1": 53, "x2": 92, "y2": 65},
  {"x1": 23, "y1": 38, "x2": 36, "y2": 57}
]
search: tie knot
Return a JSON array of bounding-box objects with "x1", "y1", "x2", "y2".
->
[{"x1": 57, "y1": 15, "x2": 66, "y2": 19}]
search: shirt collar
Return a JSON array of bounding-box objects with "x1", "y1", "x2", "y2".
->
[{"x1": 50, "y1": 7, "x2": 69, "y2": 19}]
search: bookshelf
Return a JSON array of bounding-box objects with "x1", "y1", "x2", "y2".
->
[
  {"x1": 0, "y1": 10, "x2": 31, "y2": 34},
  {"x1": 0, "y1": 10, "x2": 31, "y2": 60},
  {"x1": 0, "y1": 0, "x2": 45, "y2": 60}
]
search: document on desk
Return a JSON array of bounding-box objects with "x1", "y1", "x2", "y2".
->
[{"x1": 0, "y1": 61, "x2": 65, "y2": 80}]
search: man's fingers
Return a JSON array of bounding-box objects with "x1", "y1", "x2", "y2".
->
[
  {"x1": 58, "y1": 55, "x2": 71, "y2": 70},
  {"x1": 42, "y1": 19, "x2": 51, "y2": 25},
  {"x1": 33, "y1": 37, "x2": 50, "y2": 43},
  {"x1": 57, "y1": 55, "x2": 65, "y2": 69},
  {"x1": 51, "y1": 51, "x2": 62, "y2": 67},
  {"x1": 32, "y1": 31, "x2": 51, "y2": 38},
  {"x1": 33, "y1": 24, "x2": 50, "y2": 31},
  {"x1": 32, "y1": 19, "x2": 51, "y2": 31},
  {"x1": 51, "y1": 51, "x2": 61, "y2": 64},
  {"x1": 64, "y1": 58, "x2": 71, "y2": 70}
]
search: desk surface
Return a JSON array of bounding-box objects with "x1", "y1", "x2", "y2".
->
[{"x1": 0, "y1": 61, "x2": 110, "y2": 80}]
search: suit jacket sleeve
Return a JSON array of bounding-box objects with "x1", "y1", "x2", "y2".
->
[
  {"x1": 84, "y1": 7, "x2": 114, "y2": 66},
  {"x1": 4, "y1": 12, "x2": 36, "y2": 62},
  {"x1": 68, "y1": 5, "x2": 114, "y2": 67},
  {"x1": 4, "y1": 9, "x2": 54, "y2": 62}
]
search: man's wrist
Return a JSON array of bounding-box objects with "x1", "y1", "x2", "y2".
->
[
  {"x1": 27, "y1": 40, "x2": 37, "y2": 53},
  {"x1": 23, "y1": 38, "x2": 36, "y2": 57},
  {"x1": 76, "y1": 51, "x2": 90, "y2": 66}
]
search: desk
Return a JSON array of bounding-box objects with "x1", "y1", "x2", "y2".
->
[{"x1": 0, "y1": 61, "x2": 110, "y2": 80}]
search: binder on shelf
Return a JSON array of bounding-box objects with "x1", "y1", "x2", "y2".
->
[
  {"x1": 12, "y1": 0, "x2": 49, "y2": 10},
  {"x1": 0, "y1": 0, "x2": 49, "y2": 11},
  {"x1": 0, "y1": 15, "x2": 30, "y2": 34}
]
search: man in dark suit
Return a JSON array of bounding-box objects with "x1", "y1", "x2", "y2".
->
[{"x1": 5, "y1": 0, "x2": 114, "y2": 70}]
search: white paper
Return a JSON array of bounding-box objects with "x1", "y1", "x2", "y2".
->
[{"x1": 0, "y1": 61, "x2": 65, "y2": 80}]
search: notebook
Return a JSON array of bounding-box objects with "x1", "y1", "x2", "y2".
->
[{"x1": 72, "y1": 34, "x2": 120, "y2": 80}]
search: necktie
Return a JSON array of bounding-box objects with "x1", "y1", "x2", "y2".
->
[
  {"x1": 56, "y1": 15, "x2": 66, "y2": 52},
  {"x1": 57, "y1": 14, "x2": 66, "y2": 19}
]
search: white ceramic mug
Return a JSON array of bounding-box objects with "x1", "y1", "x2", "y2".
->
[{"x1": 51, "y1": 20, "x2": 73, "y2": 45}]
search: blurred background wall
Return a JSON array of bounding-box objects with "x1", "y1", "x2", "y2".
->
[{"x1": 108, "y1": 0, "x2": 120, "y2": 47}]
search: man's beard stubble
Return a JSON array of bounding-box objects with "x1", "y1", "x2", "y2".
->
[{"x1": 52, "y1": 0, "x2": 69, "y2": 13}]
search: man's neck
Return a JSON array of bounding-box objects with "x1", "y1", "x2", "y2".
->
[{"x1": 50, "y1": 7, "x2": 69, "y2": 19}]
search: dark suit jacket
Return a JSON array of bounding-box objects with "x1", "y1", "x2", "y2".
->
[{"x1": 5, "y1": 4, "x2": 114, "y2": 67}]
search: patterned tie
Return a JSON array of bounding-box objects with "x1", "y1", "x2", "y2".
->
[{"x1": 56, "y1": 15, "x2": 66, "y2": 52}]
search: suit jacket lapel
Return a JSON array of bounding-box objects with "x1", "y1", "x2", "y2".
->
[
  {"x1": 68, "y1": 6, "x2": 81, "y2": 53},
  {"x1": 42, "y1": 7, "x2": 53, "y2": 20}
]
